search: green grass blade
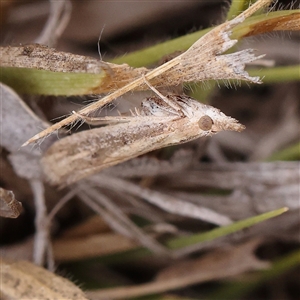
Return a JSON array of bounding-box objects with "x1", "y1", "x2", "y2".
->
[
  {"x1": 111, "y1": 10, "x2": 300, "y2": 67},
  {"x1": 227, "y1": 0, "x2": 252, "y2": 20},
  {"x1": 0, "y1": 67, "x2": 106, "y2": 96},
  {"x1": 249, "y1": 65, "x2": 300, "y2": 83},
  {"x1": 167, "y1": 207, "x2": 288, "y2": 249},
  {"x1": 267, "y1": 141, "x2": 300, "y2": 161}
]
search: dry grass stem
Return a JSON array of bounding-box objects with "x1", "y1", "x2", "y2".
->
[
  {"x1": 89, "y1": 174, "x2": 233, "y2": 226},
  {"x1": 35, "y1": 0, "x2": 72, "y2": 47},
  {"x1": 30, "y1": 180, "x2": 52, "y2": 269},
  {"x1": 77, "y1": 185, "x2": 171, "y2": 256}
]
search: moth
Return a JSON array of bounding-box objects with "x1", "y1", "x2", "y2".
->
[{"x1": 41, "y1": 92, "x2": 245, "y2": 186}]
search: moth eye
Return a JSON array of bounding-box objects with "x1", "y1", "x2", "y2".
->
[{"x1": 198, "y1": 115, "x2": 213, "y2": 131}]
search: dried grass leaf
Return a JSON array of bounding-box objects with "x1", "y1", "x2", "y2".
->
[
  {"x1": 0, "y1": 258, "x2": 88, "y2": 300},
  {"x1": 156, "y1": 239, "x2": 268, "y2": 281},
  {"x1": 0, "y1": 83, "x2": 49, "y2": 153},
  {"x1": 87, "y1": 239, "x2": 269, "y2": 300},
  {"x1": 0, "y1": 188, "x2": 22, "y2": 218},
  {"x1": 0, "y1": 45, "x2": 148, "y2": 95},
  {"x1": 53, "y1": 233, "x2": 137, "y2": 261},
  {"x1": 60, "y1": 215, "x2": 111, "y2": 238}
]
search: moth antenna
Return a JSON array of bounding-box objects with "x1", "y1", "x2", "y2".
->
[{"x1": 142, "y1": 75, "x2": 183, "y2": 115}]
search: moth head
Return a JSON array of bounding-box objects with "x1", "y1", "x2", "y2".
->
[{"x1": 200, "y1": 107, "x2": 245, "y2": 133}]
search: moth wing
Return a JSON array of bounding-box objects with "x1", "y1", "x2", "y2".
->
[
  {"x1": 41, "y1": 117, "x2": 173, "y2": 187},
  {"x1": 72, "y1": 111, "x2": 136, "y2": 126}
]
